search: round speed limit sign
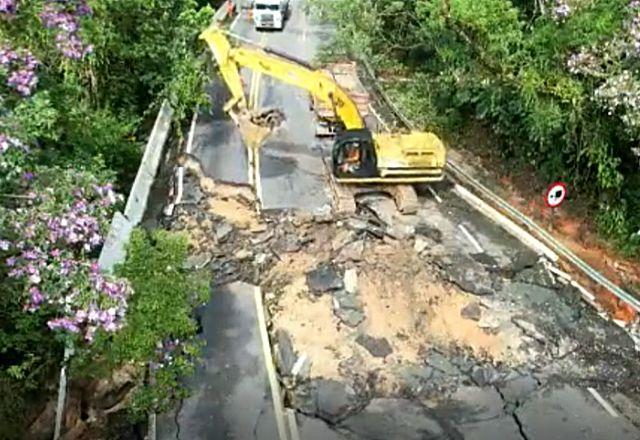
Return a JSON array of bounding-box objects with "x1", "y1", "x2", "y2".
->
[{"x1": 545, "y1": 182, "x2": 567, "y2": 208}]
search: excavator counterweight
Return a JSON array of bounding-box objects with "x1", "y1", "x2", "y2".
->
[{"x1": 199, "y1": 25, "x2": 446, "y2": 184}]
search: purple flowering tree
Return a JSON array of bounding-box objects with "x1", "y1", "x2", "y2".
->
[{"x1": 0, "y1": 153, "x2": 131, "y2": 344}]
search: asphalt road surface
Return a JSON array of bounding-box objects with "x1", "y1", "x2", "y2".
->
[{"x1": 165, "y1": 1, "x2": 640, "y2": 439}]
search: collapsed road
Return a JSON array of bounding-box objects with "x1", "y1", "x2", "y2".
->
[{"x1": 158, "y1": 1, "x2": 640, "y2": 439}]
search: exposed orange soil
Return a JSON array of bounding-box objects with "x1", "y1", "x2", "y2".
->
[{"x1": 480, "y1": 159, "x2": 640, "y2": 322}]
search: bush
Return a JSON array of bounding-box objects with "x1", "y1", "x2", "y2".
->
[{"x1": 74, "y1": 229, "x2": 209, "y2": 421}]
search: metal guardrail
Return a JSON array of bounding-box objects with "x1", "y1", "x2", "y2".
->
[
  {"x1": 358, "y1": 58, "x2": 640, "y2": 314},
  {"x1": 53, "y1": 100, "x2": 174, "y2": 440}
]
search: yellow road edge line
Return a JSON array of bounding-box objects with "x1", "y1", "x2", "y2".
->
[{"x1": 253, "y1": 285, "x2": 289, "y2": 440}]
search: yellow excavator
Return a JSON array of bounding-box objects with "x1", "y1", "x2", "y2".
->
[{"x1": 199, "y1": 25, "x2": 446, "y2": 184}]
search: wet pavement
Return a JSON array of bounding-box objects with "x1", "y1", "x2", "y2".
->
[{"x1": 157, "y1": 282, "x2": 279, "y2": 440}]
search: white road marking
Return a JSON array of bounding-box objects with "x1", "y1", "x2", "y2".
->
[
  {"x1": 587, "y1": 387, "x2": 619, "y2": 418},
  {"x1": 253, "y1": 286, "x2": 289, "y2": 439},
  {"x1": 254, "y1": 146, "x2": 263, "y2": 213},
  {"x1": 458, "y1": 224, "x2": 484, "y2": 253},
  {"x1": 427, "y1": 185, "x2": 442, "y2": 204}
]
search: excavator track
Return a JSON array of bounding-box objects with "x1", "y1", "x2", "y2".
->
[{"x1": 323, "y1": 156, "x2": 419, "y2": 216}]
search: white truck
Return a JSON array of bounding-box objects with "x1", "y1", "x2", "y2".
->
[{"x1": 251, "y1": 0, "x2": 289, "y2": 30}]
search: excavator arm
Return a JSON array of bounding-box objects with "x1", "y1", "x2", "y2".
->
[{"x1": 200, "y1": 25, "x2": 365, "y2": 130}]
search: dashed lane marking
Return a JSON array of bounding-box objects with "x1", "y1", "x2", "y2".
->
[{"x1": 427, "y1": 185, "x2": 442, "y2": 204}]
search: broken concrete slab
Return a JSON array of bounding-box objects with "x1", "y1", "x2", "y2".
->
[
  {"x1": 340, "y1": 398, "x2": 445, "y2": 440},
  {"x1": 470, "y1": 366, "x2": 502, "y2": 386},
  {"x1": 292, "y1": 379, "x2": 362, "y2": 425},
  {"x1": 414, "y1": 224, "x2": 443, "y2": 243},
  {"x1": 456, "y1": 416, "x2": 523, "y2": 440},
  {"x1": 516, "y1": 386, "x2": 640, "y2": 439},
  {"x1": 307, "y1": 264, "x2": 344, "y2": 295},
  {"x1": 436, "y1": 255, "x2": 498, "y2": 296},
  {"x1": 355, "y1": 334, "x2": 393, "y2": 358}
]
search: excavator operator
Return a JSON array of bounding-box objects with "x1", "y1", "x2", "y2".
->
[{"x1": 339, "y1": 142, "x2": 362, "y2": 174}]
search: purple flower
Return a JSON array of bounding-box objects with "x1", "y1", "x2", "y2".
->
[
  {"x1": 0, "y1": 0, "x2": 17, "y2": 15},
  {"x1": 47, "y1": 317, "x2": 80, "y2": 333},
  {"x1": 6, "y1": 256, "x2": 16, "y2": 266},
  {"x1": 22, "y1": 171, "x2": 35, "y2": 181},
  {"x1": 29, "y1": 286, "x2": 43, "y2": 306}
]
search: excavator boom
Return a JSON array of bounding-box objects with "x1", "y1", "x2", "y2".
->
[
  {"x1": 200, "y1": 26, "x2": 365, "y2": 130},
  {"x1": 199, "y1": 25, "x2": 446, "y2": 184}
]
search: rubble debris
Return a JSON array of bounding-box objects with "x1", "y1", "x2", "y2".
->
[
  {"x1": 414, "y1": 224, "x2": 443, "y2": 243},
  {"x1": 274, "y1": 234, "x2": 302, "y2": 253},
  {"x1": 425, "y1": 352, "x2": 460, "y2": 376},
  {"x1": 355, "y1": 334, "x2": 393, "y2": 358},
  {"x1": 340, "y1": 398, "x2": 445, "y2": 440},
  {"x1": 414, "y1": 236, "x2": 429, "y2": 254},
  {"x1": 291, "y1": 353, "x2": 311, "y2": 381},
  {"x1": 307, "y1": 264, "x2": 344, "y2": 295},
  {"x1": 343, "y1": 269, "x2": 358, "y2": 294},
  {"x1": 337, "y1": 240, "x2": 365, "y2": 262},
  {"x1": 333, "y1": 290, "x2": 361, "y2": 311},
  {"x1": 292, "y1": 379, "x2": 361, "y2": 425},
  {"x1": 275, "y1": 329, "x2": 296, "y2": 375},
  {"x1": 436, "y1": 255, "x2": 498, "y2": 295},
  {"x1": 215, "y1": 221, "x2": 233, "y2": 241},
  {"x1": 184, "y1": 252, "x2": 213, "y2": 269},
  {"x1": 331, "y1": 229, "x2": 355, "y2": 251},
  {"x1": 334, "y1": 307, "x2": 366, "y2": 328},
  {"x1": 498, "y1": 375, "x2": 538, "y2": 404},
  {"x1": 512, "y1": 318, "x2": 547, "y2": 345},
  {"x1": 470, "y1": 365, "x2": 502, "y2": 386},
  {"x1": 460, "y1": 302, "x2": 482, "y2": 321}
]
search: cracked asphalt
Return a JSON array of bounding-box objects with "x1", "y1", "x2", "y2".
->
[{"x1": 158, "y1": 1, "x2": 640, "y2": 439}]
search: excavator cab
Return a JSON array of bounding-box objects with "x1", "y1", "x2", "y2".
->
[{"x1": 332, "y1": 129, "x2": 378, "y2": 178}]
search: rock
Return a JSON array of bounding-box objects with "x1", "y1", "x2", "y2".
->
[
  {"x1": 275, "y1": 329, "x2": 296, "y2": 375},
  {"x1": 470, "y1": 252, "x2": 500, "y2": 270},
  {"x1": 356, "y1": 334, "x2": 393, "y2": 358},
  {"x1": 184, "y1": 252, "x2": 213, "y2": 269},
  {"x1": 343, "y1": 269, "x2": 358, "y2": 294},
  {"x1": 512, "y1": 318, "x2": 547, "y2": 344},
  {"x1": 414, "y1": 236, "x2": 429, "y2": 254},
  {"x1": 291, "y1": 353, "x2": 311, "y2": 381},
  {"x1": 337, "y1": 240, "x2": 364, "y2": 262},
  {"x1": 414, "y1": 224, "x2": 443, "y2": 243},
  {"x1": 399, "y1": 365, "x2": 434, "y2": 391},
  {"x1": 332, "y1": 229, "x2": 355, "y2": 251},
  {"x1": 461, "y1": 302, "x2": 482, "y2": 321},
  {"x1": 471, "y1": 366, "x2": 502, "y2": 386},
  {"x1": 333, "y1": 290, "x2": 361, "y2": 311},
  {"x1": 444, "y1": 257, "x2": 497, "y2": 295},
  {"x1": 513, "y1": 267, "x2": 556, "y2": 288},
  {"x1": 274, "y1": 235, "x2": 302, "y2": 253},
  {"x1": 255, "y1": 253, "x2": 268, "y2": 265},
  {"x1": 307, "y1": 264, "x2": 344, "y2": 295},
  {"x1": 215, "y1": 222, "x2": 233, "y2": 241},
  {"x1": 509, "y1": 250, "x2": 539, "y2": 274},
  {"x1": 426, "y1": 352, "x2": 460, "y2": 376},
  {"x1": 334, "y1": 308, "x2": 365, "y2": 328},
  {"x1": 315, "y1": 379, "x2": 359, "y2": 424},
  {"x1": 386, "y1": 223, "x2": 415, "y2": 240},
  {"x1": 340, "y1": 398, "x2": 444, "y2": 440},
  {"x1": 250, "y1": 223, "x2": 268, "y2": 233},
  {"x1": 234, "y1": 249, "x2": 252, "y2": 260}
]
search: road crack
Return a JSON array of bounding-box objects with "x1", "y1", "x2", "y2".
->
[
  {"x1": 174, "y1": 396, "x2": 185, "y2": 440},
  {"x1": 495, "y1": 386, "x2": 530, "y2": 440}
]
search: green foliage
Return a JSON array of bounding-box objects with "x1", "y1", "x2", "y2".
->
[
  {"x1": 75, "y1": 229, "x2": 208, "y2": 421},
  {"x1": 311, "y1": 0, "x2": 640, "y2": 257}
]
